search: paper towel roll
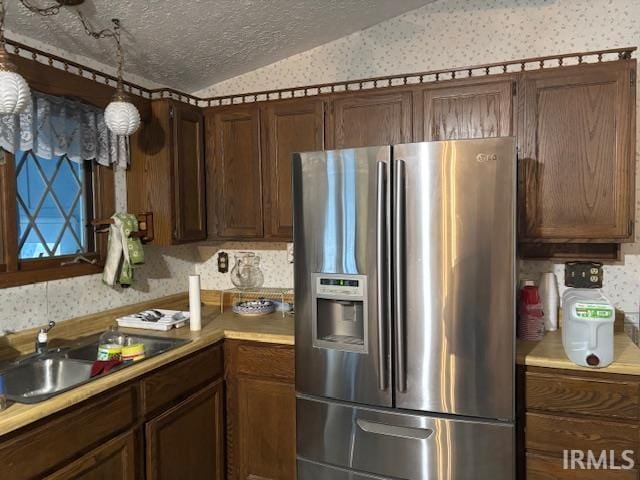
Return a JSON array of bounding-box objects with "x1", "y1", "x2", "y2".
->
[
  {"x1": 539, "y1": 272, "x2": 559, "y2": 331},
  {"x1": 189, "y1": 274, "x2": 202, "y2": 331}
]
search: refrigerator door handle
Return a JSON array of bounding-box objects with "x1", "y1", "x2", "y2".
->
[
  {"x1": 376, "y1": 160, "x2": 387, "y2": 391},
  {"x1": 356, "y1": 419, "x2": 433, "y2": 440},
  {"x1": 394, "y1": 159, "x2": 407, "y2": 393}
]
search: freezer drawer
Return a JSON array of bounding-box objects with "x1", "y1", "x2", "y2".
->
[{"x1": 297, "y1": 395, "x2": 515, "y2": 480}]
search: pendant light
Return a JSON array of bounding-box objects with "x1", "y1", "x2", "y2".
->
[
  {"x1": 103, "y1": 24, "x2": 141, "y2": 136},
  {"x1": 0, "y1": 0, "x2": 30, "y2": 115},
  {"x1": 79, "y1": 16, "x2": 140, "y2": 136}
]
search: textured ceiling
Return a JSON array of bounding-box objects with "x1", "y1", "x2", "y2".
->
[{"x1": 5, "y1": 0, "x2": 435, "y2": 92}]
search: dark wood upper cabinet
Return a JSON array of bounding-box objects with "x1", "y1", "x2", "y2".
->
[
  {"x1": 146, "y1": 381, "x2": 224, "y2": 480},
  {"x1": 200, "y1": 59, "x2": 635, "y2": 258},
  {"x1": 128, "y1": 99, "x2": 206, "y2": 245},
  {"x1": 518, "y1": 61, "x2": 636, "y2": 244},
  {"x1": 261, "y1": 99, "x2": 324, "y2": 240},
  {"x1": 327, "y1": 90, "x2": 413, "y2": 148},
  {"x1": 172, "y1": 103, "x2": 207, "y2": 243},
  {"x1": 206, "y1": 105, "x2": 264, "y2": 239},
  {"x1": 415, "y1": 77, "x2": 514, "y2": 141}
]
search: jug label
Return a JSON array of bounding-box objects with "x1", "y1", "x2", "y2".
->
[{"x1": 574, "y1": 303, "x2": 614, "y2": 320}]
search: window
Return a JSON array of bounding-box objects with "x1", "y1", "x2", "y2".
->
[
  {"x1": 16, "y1": 150, "x2": 92, "y2": 260},
  {"x1": 0, "y1": 79, "x2": 122, "y2": 288}
]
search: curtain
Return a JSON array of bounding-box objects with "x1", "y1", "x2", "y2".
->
[{"x1": 0, "y1": 91, "x2": 129, "y2": 168}]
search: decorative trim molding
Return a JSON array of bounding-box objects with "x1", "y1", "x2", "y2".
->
[{"x1": 6, "y1": 39, "x2": 636, "y2": 108}]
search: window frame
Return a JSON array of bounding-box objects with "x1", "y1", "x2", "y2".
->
[{"x1": 0, "y1": 149, "x2": 115, "y2": 288}]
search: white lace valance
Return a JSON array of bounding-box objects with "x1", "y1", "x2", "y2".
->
[{"x1": 0, "y1": 91, "x2": 129, "y2": 168}]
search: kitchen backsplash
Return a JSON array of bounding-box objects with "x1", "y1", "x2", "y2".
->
[
  {"x1": 0, "y1": 245, "x2": 199, "y2": 334},
  {"x1": 195, "y1": 243, "x2": 294, "y2": 291}
]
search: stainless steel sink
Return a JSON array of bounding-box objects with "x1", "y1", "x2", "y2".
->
[
  {"x1": 0, "y1": 332, "x2": 190, "y2": 404},
  {"x1": 1, "y1": 358, "x2": 93, "y2": 404},
  {"x1": 65, "y1": 333, "x2": 190, "y2": 362}
]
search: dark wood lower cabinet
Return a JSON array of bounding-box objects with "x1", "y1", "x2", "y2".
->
[
  {"x1": 237, "y1": 377, "x2": 296, "y2": 480},
  {"x1": 0, "y1": 343, "x2": 224, "y2": 480},
  {"x1": 226, "y1": 340, "x2": 296, "y2": 480},
  {"x1": 0, "y1": 340, "x2": 299, "y2": 480},
  {"x1": 519, "y1": 366, "x2": 640, "y2": 479},
  {"x1": 146, "y1": 380, "x2": 224, "y2": 480},
  {"x1": 44, "y1": 430, "x2": 137, "y2": 480}
]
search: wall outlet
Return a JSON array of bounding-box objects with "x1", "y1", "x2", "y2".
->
[
  {"x1": 217, "y1": 251, "x2": 229, "y2": 273},
  {"x1": 287, "y1": 243, "x2": 294, "y2": 264},
  {"x1": 565, "y1": 261, "x2": 603, "y2": 288}
]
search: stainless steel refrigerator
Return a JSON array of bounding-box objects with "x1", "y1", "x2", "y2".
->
[{"x1": 292, "y1": 138, "x2": 516, "y2": 480}]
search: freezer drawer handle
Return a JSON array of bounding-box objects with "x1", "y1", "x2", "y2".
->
[
  {"x1": 376, "y1": 160, "x2": 387, "y2": 391},
  {"x1": 394, "y1": 159, "x2": 407, "y2": 392},
  {"x1": 356, "y1": 419, "x2": 433, "y2": 440}
]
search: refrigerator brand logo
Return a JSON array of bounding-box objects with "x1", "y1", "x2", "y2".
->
[
  {"x1": 476, "y1": 153, "x2": 498, "y2": 163},
  {"x1": 563, "y1": 450, "x2": 635, "y2": 470}
]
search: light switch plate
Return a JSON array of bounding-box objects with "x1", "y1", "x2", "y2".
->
[{"x1": 287, "y1": 243, "x2": 294, "y2": 264}]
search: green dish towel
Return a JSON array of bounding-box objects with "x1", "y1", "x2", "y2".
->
[{"x1": 103, "y1": 213, "x2": 145, "y2": 287}]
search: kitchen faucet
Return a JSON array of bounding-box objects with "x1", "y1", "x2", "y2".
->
[{"x1": 35, "y1": 321, "x2": 56, "y2": 354}]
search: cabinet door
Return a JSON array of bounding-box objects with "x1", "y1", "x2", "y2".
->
[
  {"x1": 519, "y1": 61, "x2": 636, "y2": 242},
  {"x1": 262, "y1": 99, "x2": 324, "y2": 240},
  {"x1": 327, "y1": 90, "x2": 412, "y2": 148},
  {"x1": 207, "y1": 106, "x2": 263, "y2": 239},
  {"x1": 146, "y1": 381, "x2": 224, "y2": 480},
  {"x1": 172, "y1": 103, "x2": 207, "y2": 242},
  {"x1": 237, "y1": 376, "x2": 296, "y2": 480},
  {"x1": 415, "y1": 78, "x2": 513, "y2": 141},
  {"x1": 44, "y1": 430, "x2": 137, "y2": 480}
]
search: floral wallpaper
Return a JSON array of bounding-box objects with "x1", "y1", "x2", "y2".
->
[
  {"x1": 195, "y1": 0, "x2": 640, "y2": 318},
  {"x1": 195, "y1": 0, "x2": 640, "y2": 97}
]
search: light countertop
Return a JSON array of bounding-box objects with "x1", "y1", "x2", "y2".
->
[
  {"x1": 516, "y1": 329, "x2": 640, "y2": 375},
  {"x1": 0, "y1": 302, "x2": 294, "y2": 437}
]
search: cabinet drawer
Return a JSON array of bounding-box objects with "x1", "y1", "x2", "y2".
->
[
  {"x1": 236, "y1": 343, "x2": 294, "y2": 381},
  {"x1": 0, "y1": 384, "x2": 138, "y2": 480},
  {"x1": 526, "y1": 371, "x2": 640, "y2": 419},
  {"x1": 527, "y1": 453, "x2": 637, "y2": 479},
  {"x1": 526, "y1": 412, "x2": 639, "y2": 461},
  {"x1": 142, "y1": 343, "x2": 223, "y2": 414}
]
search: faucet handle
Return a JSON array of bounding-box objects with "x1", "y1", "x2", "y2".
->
[{"x1": 41, "y1": 321, "x2": 55, "y2": 333}]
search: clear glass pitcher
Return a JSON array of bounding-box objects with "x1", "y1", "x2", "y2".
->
[{"x1": 230, "y1": 252, "x2": 264, "y2": 289}]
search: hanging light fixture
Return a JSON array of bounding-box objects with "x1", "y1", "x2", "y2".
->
[
  {"x1": 0, "y1": 0, "x2": 30, "y2": 115},
  {"x1": 102, "y1": 20, "x2": 141, "y2": 136},
  {"x1": 79, "y1": 16, "x2": 140, "y2": 136},
  {"x1": 9, "y1": 1, "x2": 139, "y2": 134}
]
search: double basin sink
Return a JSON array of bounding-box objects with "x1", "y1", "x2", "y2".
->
[{"x1": 0, "y1": 333, "x2": 190, "y2": 404}]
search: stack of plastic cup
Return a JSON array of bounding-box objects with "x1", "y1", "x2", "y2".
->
[
  {"x1": 518, "y1": 285, "x2": 545, "y2": 340},
  {"x1": 539, "y1": 272, "x2": 559, "y2": 331}
]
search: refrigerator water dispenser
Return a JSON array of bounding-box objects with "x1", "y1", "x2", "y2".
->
[{"x1": 312, "y1": 273, "x2": 368, "y2": 353}]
